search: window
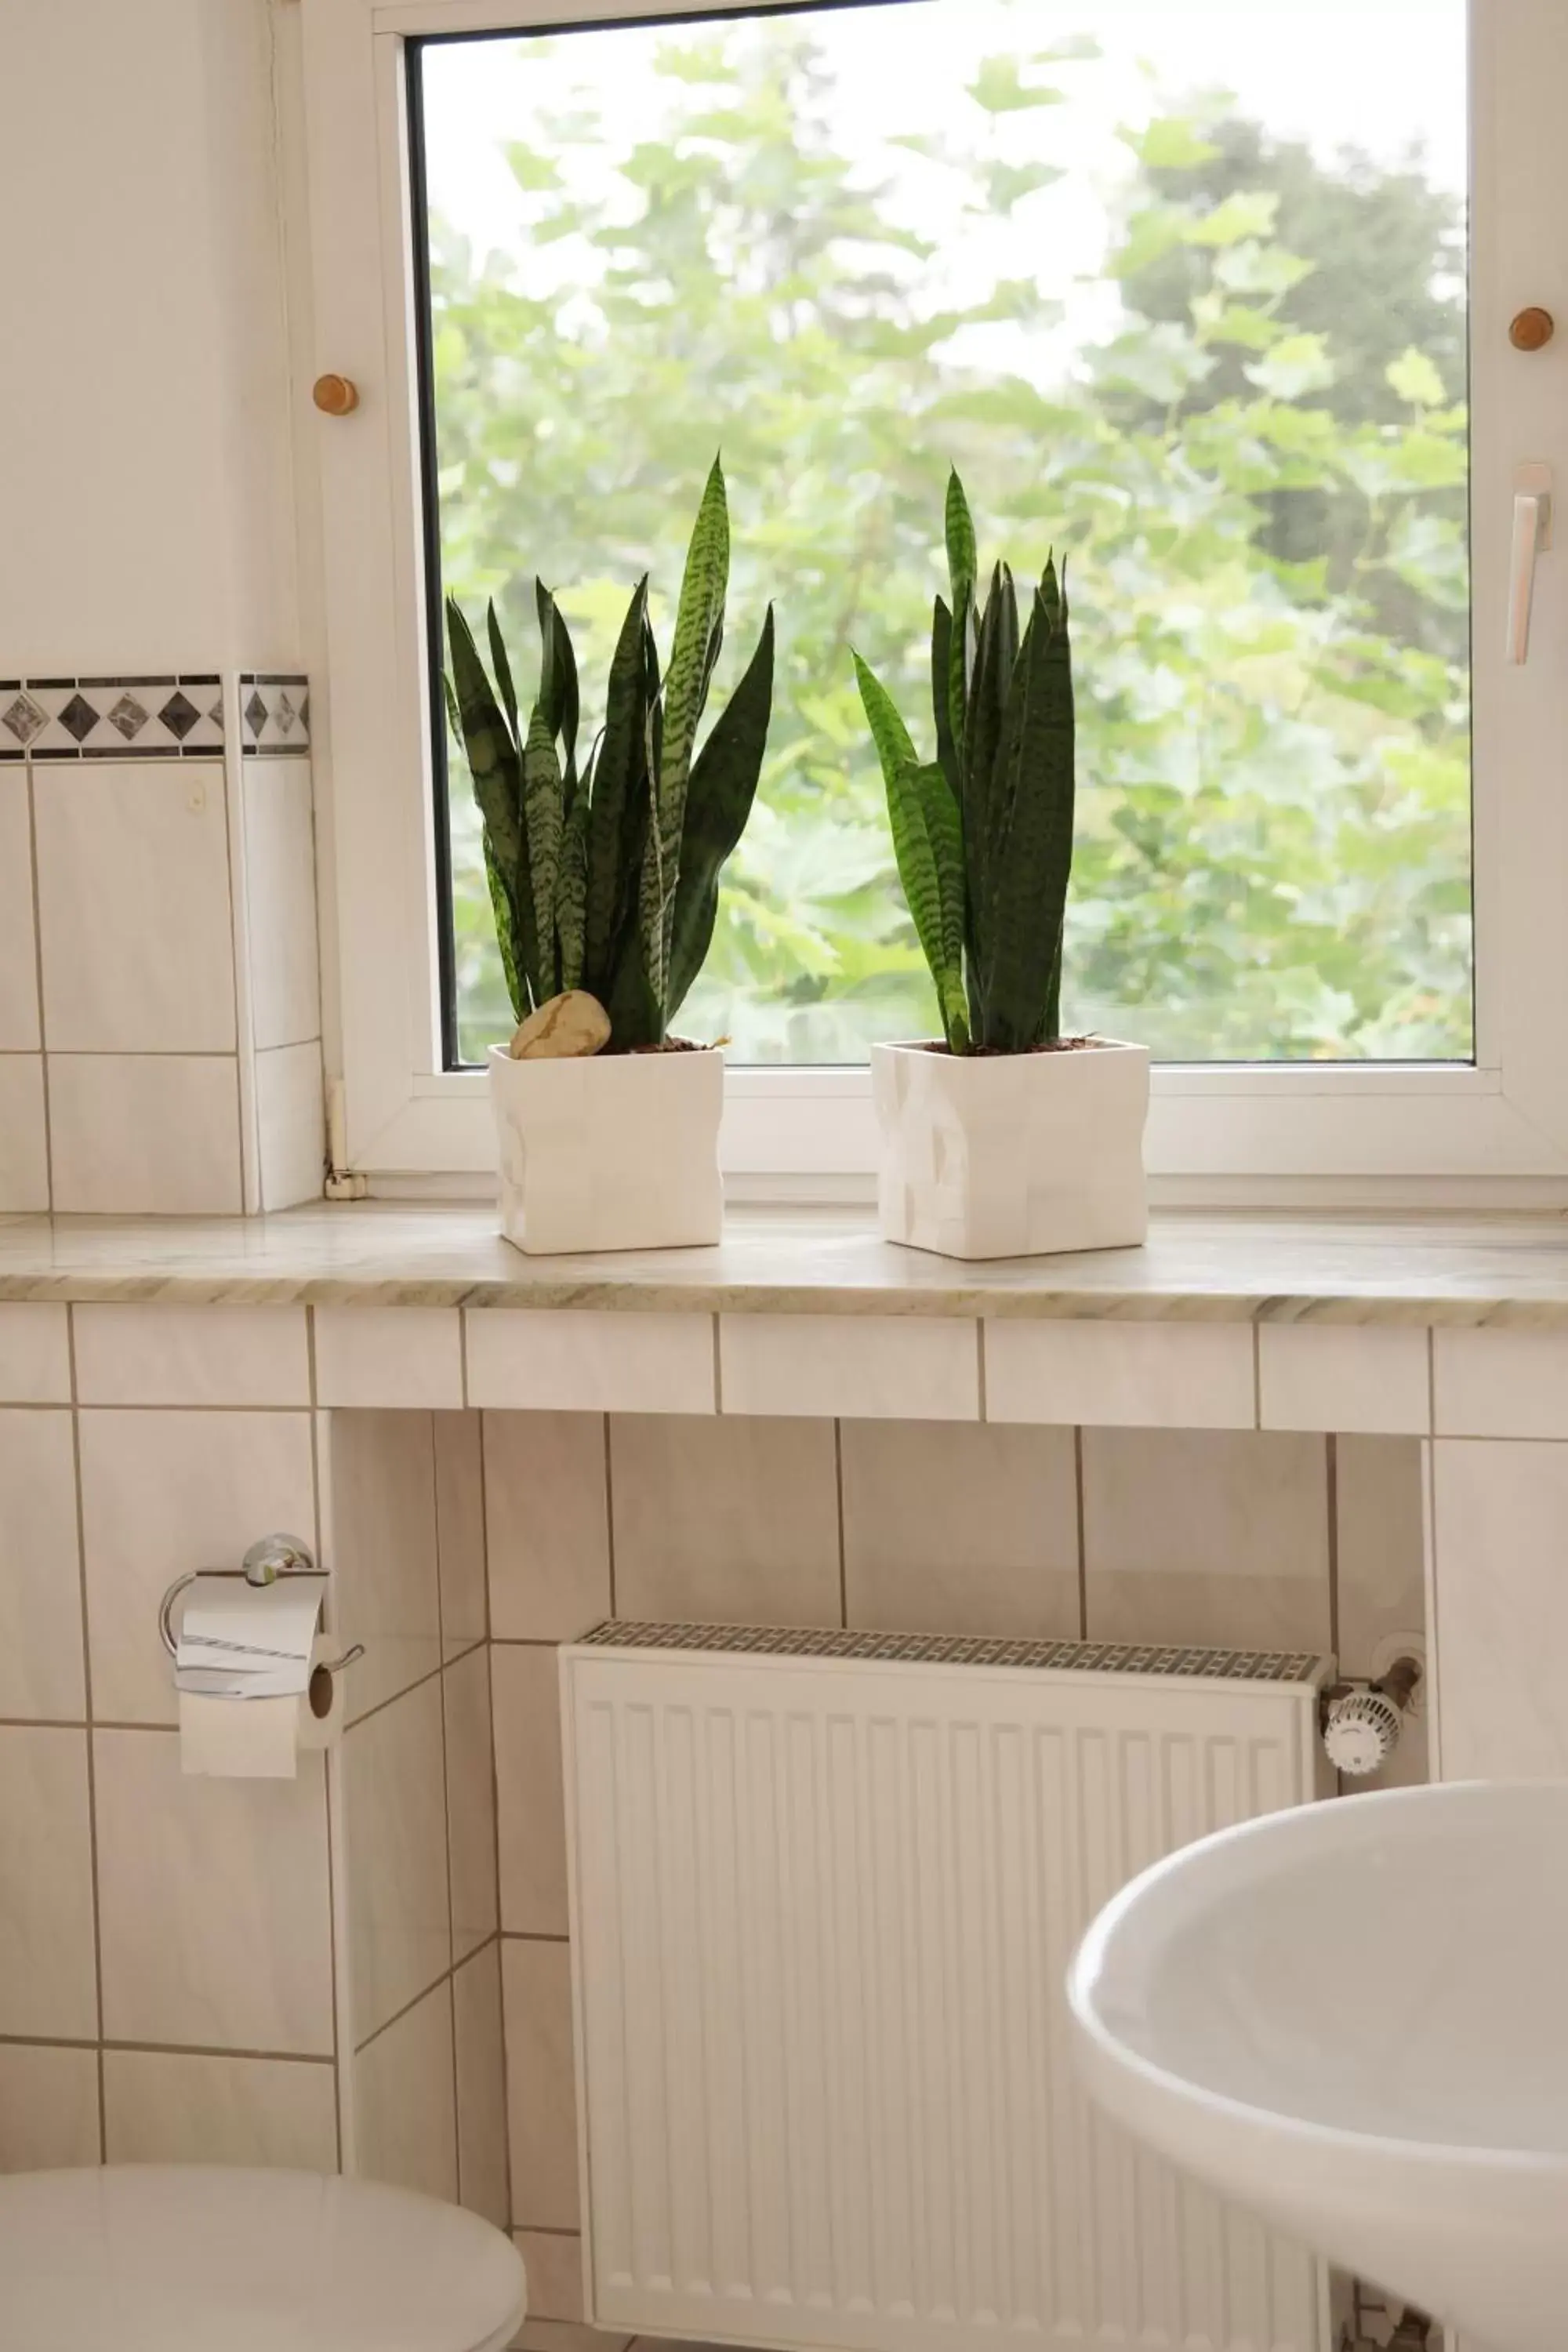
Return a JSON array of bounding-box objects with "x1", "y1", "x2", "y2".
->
[
  {"x1": 309, "y1": 0, "x2": 1568, "y2": 1194},
  {"x1": 413, "y1": 1, "x2": 1472, "y2": 1072}
]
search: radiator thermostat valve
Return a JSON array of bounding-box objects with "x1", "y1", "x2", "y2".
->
[{"x1": 1322, "y1": 1654, "x2": 1422, "y2": 1777}]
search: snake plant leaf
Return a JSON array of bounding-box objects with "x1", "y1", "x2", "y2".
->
[
  {"x1": 931, "y1": 595, "x2": 959, "y2": 795},
  {"x1": 446, "y1": 598, "x2": 536, "y2": 1017},
  {"x1": 486, "y1": 602, "x2": 521, "y2": 752},
  {"x1": 907, "y1": 757, "x2": 970, "y2": 1051},
  {"x1": 533, "y1": 581, "x2": 581, "y2": 786},
  {"x1": 555, "y1": 791, "x2": 589, "y2": 995},
  {"x1": 521, "y1": 700, "x2": 564, "y2": 1003},
  {"x1": 986, "y1": 584, "x2": 1076, "y2": 1049},
  {"x1": 648, "y1": 456, "x2": 730, "y2": 1010},
  {"x1": 946, "y1": 467, "x2": 978, "y2": 613},
  {"x1": 855, "y1": 654, "x2": 965, "y2": 1051},
  {"x1": 963, "y1": 562, "x2": 1018, "y2": 1029},
  {"x1": 667, "y1": 605, "x2": 775, "y2": 1018},
  {"x1": 584, "y1": 577, "x2": 652, "y2": 993}
]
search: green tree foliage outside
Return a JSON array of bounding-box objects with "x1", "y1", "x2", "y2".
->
[{"x1": 425, "y1": 16, "x2": 1472, "y2": 1065}]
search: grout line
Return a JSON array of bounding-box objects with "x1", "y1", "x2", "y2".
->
[
  {"x1": 340, "y1": 1655, "x2": 447, "y2": 1733},
  {"x1": 475, "y1": 1405, "x2": 493, "y2": 1642},
  {"x1": 603, "y1": 1414, "x2": 617, "y2": 1617},
  {"x1": 64, "y1": 1312, "x2": 107, "y2": 2158},
  {"x1": 323, "y1": 1747, "x2": 345, "y2": 2172},
  {"x1": 1326, "y1": 1433, "x2": 1341, "y2": 1662},
  {"x1": 351, "y1": 1965, "x2": 458, "y2": 2059},
  {"x1": 499, "y1": 1930, "x2": 570, "y2": 1944},
  {"x1": 1073, "y1": 1425, "x2": 1088, "y2": 1641},
  {"x1": 430, "y1": 1417, "x2": 464, "y2": 2195},
  {"x1": 833, "y1": 1418, "x2": 848, "y2": 1628},
  {"x1": 0, "y1": 2030, "x2": 333, "y2": 2063},
  {"x1": 24, "y1": 753, "x2": 55, "y2": 1206}
]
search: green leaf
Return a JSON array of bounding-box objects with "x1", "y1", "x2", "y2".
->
[
  {"x1": 1386, "y1": 345, "x2": 1446, "y2": 408},
  {"x1": 648, "y1": 455, "x2": 731, "y2": 1018},
  {"x1": 945, "y1": 468, "x2": 978, "y2": 612},
  {"x1": 985, "y1": 586, "x2": 1076, "y2": 1050},
  {"x1": 931, "y1": 596, "x2": 957, "y2": 793},
  {"x1": 555, "y1": 794, "x2": 588, "y2": 993},
  {"x1": 855, "y1": 656, "x2": 964, "y2": 1050},
  {"x1": 534, "y1": 580, "x2": 581, "y2": 782},
  {"x1": 1184, "y1": 190, "x2": 1281, "y2": 247},
  {"x1": 445, "y1": 598, "x2": 535, "y2": 1018},
  {"x1": 583, "y1": 577, "x2": 652, "y2": 1006},
  {"x1": 968, "y1": 55, "x2": 1064, "y2": 112},
  {"x1": 1244, "y1": 331, "x2": 1336, "y2": 400},
  {"x1": 907, "y1": 757, "x2": 969, "y2": 1047},
  {"x1": 667, "y1": 606, "x2": 775, "y2": 1017},
  {"x1": 521, "y1": 702, "x2": 564, "y2": 1000},
  {"x1": 1123, "y1": 115, "x2": 1222, "y2": 171}
]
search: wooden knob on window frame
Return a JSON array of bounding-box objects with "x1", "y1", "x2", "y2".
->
[
  {"x1": 313, "y1": 372, "x2": 361, "y2": 416},
  {"x1": 1509, "y1": 308, "x2": 1555, "y2": 353}
]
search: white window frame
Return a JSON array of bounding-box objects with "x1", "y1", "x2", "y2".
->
[{"x1": 298, "y1": 0, "x2": 1568, "y2": 1203}]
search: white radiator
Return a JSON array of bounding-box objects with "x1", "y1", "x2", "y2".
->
[{"x1": 561, "y1": 1623, "x2": 1335, "y2": 2352}]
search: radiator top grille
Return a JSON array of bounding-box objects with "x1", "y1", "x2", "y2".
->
[{"x1": 575, "y1": 1619, "x2": 1326, "y2": 1684}]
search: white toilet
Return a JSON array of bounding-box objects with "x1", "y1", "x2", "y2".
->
[{"x1": 0, "y1": 2165, "x2": 527, "y2": 2350}]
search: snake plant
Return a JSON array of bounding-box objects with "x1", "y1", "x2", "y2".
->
[
  {"x1": 855, "y1": 470, "x2": 1075, "y2": 1054},
  {"x1": 445, "y1": 457, "x2": 775, "y2": 1049}
]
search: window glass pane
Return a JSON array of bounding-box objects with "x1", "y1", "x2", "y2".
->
[{"x1": 417, "y1": 0, "x2": 1470, "y2": 1066}]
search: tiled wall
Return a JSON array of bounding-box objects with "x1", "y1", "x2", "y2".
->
[
  {"x1": 6, "y1": 1294, "x2": 1492, "y2": 2352},
  {"x1": 0, "y1": 673, "x2": 324, "y2": 1214},
  {"x1": 0, "y1": 1307, "x2": 503, "y2": 2241}
]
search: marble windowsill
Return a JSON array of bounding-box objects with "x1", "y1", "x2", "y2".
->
[{"x1": 5, "y1": 1201, "x2": 1568, "y2": 1322}]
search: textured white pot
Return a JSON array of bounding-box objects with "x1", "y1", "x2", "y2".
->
[
  {"x1": 873, "y1": 1038, "x2": 1150, "y2": 1260},
  {"x1": 488, "y1": 1044, "x2": 724, "y2": 1254}
]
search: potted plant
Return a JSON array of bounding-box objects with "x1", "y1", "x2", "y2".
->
[
  {"x1": 855, "y1": 472, "x2": 1149, "y2": 1260},
  {"x1": 446, "y1": 457, "x2": 774, "y2": 1254}
]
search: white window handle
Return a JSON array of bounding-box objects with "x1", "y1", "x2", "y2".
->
[{"x1": 1508, "y1": 461, "x2": 1553, "y2": 664}]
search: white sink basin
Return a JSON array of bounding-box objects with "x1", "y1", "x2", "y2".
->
[{"x1": 1068, "y1": 1781, "x2": 1568, "y2": 2352}]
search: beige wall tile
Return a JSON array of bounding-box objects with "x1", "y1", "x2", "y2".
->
[
  {"x1": 0, "y1": 1410, "x2": 85, "y2": 1719},
  {"x1": 0, "y1": 1304, "x2": 70, "y2": 1403},
  {"x1": 986, "y1": 1319, "x2": 1257, "y2": 1430},
  {"x1": 74, "y1": 1303, "x2": 309, "y2": 1406},
  {"x1": 485, "y1": 1414, "x2": 610, "y2": 1643},
  {"x1": 446, "y1": 1646, "x2": 499, "y2": 1963},
  {"x1": 242, "y1": 761, "x2": 321, "y2": 1052},
  {"x1": 0, "y1": 1727, "x2": 98, "y2": 2039},
  {"x1": 80, "y1": 1406, "x2": 315, "y2": 1725},
  {"x1": 354, "y1": 1978, "x2": 458, "y2": 2202},
  {"x1": 1082, "y1": 1428, "x2": 1332, "y2": 1653},
  {"x1": 455, "y1": 1941, "x2": 510, "y2": 2228},
  {"x1": 104, "y1": 2049, "x2": 337, "y2": 2169},
  {"x1": 503, "y1": 1938, "x2": 579, "y2": 2230},
  {"x1": 720, "y1": 1314, "x2": 979, "y2": 1421},
  {"x1": 324, "y1": 1408, "x2": 441, "y2": 1724},
  {"x1": 96, "y1": 1730, "x2": 333, "y2": 2054},
  {"x1": 514, "y1": 2233, "x2": 584, "y2": 2324},
  {"x1": 0, "y1": 2044, "x2": 100, "y2": 2172},
  {"x1": 34, "y1": 760, "x2": 236, "y2": 1052},
  {"x1": 0, "y1": 1054, "x2": 49, "y2": 1214},
  {"x1": 48, "y1": 1053, "x2": 243, "y2": 1215},
  {"x1": 611, "y1": 1414, "x2": 841, "y2": 1628},
  {"x1": 468, "y1": 1308, "x2": 715, "y2": 1415},
  {"x1": 0, "y1": 777, "x2": 39, "y2": 1052},
  {"x1": 256, "y1": 1039, "x2": 325, "y2": 1212},
  {"x1": 1432, "y1": 1439, "x2": 1568, "y2": 1778},
  {"x1": 1259, "y1": 1323, "x2": 1429, "y2": 1436},
  {"x1": 841, "y1": 1419, "x2": 1080, "y2": 1639},
  {"x1": 1434, "y1": 1327, "x2": 1568, "y2": 1439},
  {"x1": 314, "y1": 1308, "x2": 463, "y2": 1410},
  {"x1": 1336, "y1": 1437, "x2": 1428, "y2": 1678},
  {"x1": 436, "y1": 1411, "x2": 488, "y2": 1657},
  {"x1": 343, "y1": 1677, "x2": 452, "y2": 2046},
  {"x1": 493, "y1": 1646, "x2": 566, "y2": 1938}
]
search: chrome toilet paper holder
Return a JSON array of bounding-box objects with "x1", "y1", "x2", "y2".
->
[{"x1": 158, "y1": 1532, "x2": 365, "y2": 1674}]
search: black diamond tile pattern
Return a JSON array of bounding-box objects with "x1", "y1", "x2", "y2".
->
[
  {"x1": 9, "y1": 676, "x2": 225, "y2": 759},
  {"x1": 238, "y1": 673, "x2": 310, "y2": 757}
]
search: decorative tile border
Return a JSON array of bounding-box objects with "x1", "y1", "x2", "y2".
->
[
  {"x1": 0, "y1": 677, "x2": 224, "y2": 760},
  {"x1": 239, "y1": 673, "x2": 310, "y2": 758}
]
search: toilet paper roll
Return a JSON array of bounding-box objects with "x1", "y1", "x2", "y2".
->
[{"x1": 179, "y1": 1635, "x2": 344, "y2": 1780}]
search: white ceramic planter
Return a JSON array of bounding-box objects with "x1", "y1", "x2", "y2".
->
[
  {"x1": 488, "y1": 1044, "x2": 724, "y2": 1254},
  {"x1": 872, "y1": 1037, "x2": 1150, "y2": 1260}
]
